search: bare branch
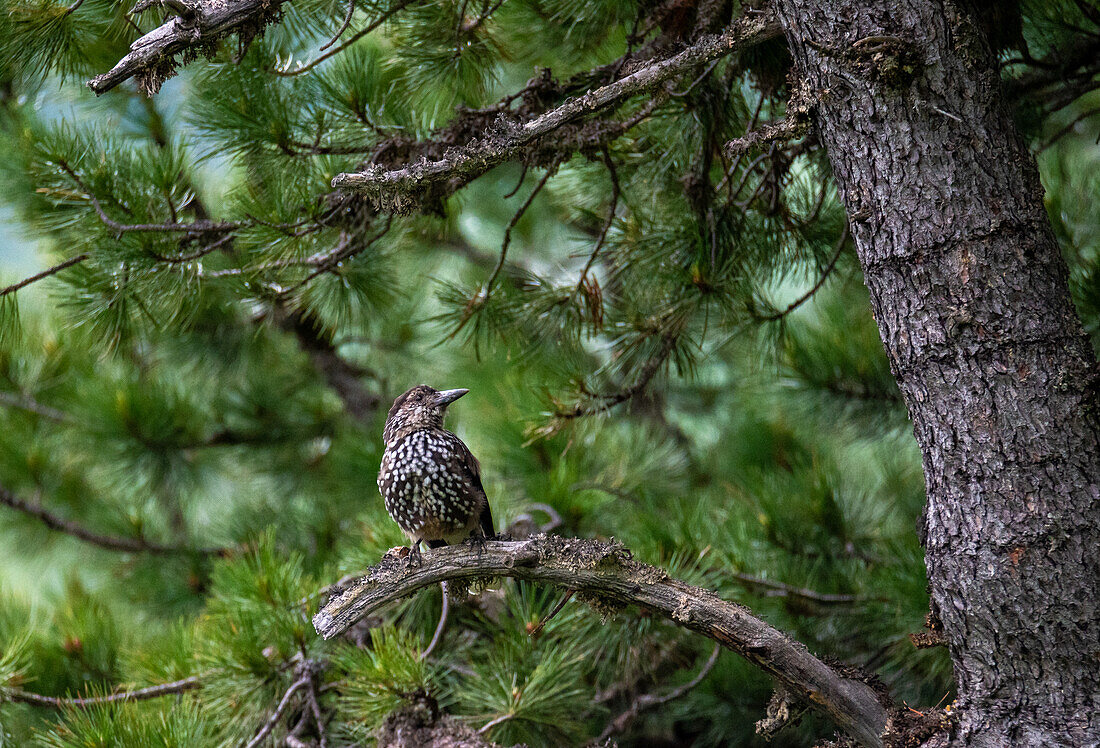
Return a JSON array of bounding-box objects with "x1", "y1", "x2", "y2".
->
[
  {"x1": 274, "y1": 0, "x2": 417, "y2": 77},
  {"x1": 55, "y1": 160, "x2": 242, "y2": 236},
  {"x1": 485, "y1": 165, "x2": 556, "y2": 294},
  {"x1": 0, "y1": 391, "x2": 72, "y2": 423},
  {"x1": 330, "y1": 13, "x2": 782, "y2": 200},
  {"x1": 5, "y1": 676, "x2": 202, "y2": 707},
  {"x1": 418, "y1": 582, "x2": 450, "y2": 661},
  {"x1": 0, "y1": 484, "x2": 225, "y2": 556},
  {"x1": 88, "y1": 0, "x2": 292, "y2": 95},
  {"x1": 597, "y1": 643, "x2": 721, "y2": 741},
  {"x1": 313, "y1": 537, "x2": 890, "y2": 747},
  {"x1": 527, "y1": 588, "x2": 575, "y2": 638},
  {"x1": 573, "y1": 146, "x2": 620, "y2": 300},
  {"x1": 731, "y1": 571, "x2": 861, "y2": 606},
  {"x1": 0, "y1": 255, "x2": 88, "y2": 298},
  {"x1": 319, "y1": 0, "x2": 355, "y2": 51},
  {"x1": 244, "y1": 675, "x2": 311, "y2": 748},
  {"x1": 1039, "y1": 105, "x2": 1100, "y2": 151},
  {"x1": 546, "y1": 331, "x2": 679, "y2": 425},
  {"x1": 724, "y1": 82, "x2": 814, "y2": 158},
  {"x1": 757, "y1": 224, "x2": 848, "y2": 322}
]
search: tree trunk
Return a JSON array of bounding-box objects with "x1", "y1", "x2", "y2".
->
[{"x1": 774, "y1": 1, "x2": 1100, "y2": 745}]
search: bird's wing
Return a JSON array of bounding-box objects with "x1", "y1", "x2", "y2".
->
[{"x1": 447, "y1": 432, "x2": 495, "y2": 538}]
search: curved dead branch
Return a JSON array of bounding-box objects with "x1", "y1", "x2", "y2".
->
[{"x1": 313, "y1": 536, "x2": 890, "y2": 747}]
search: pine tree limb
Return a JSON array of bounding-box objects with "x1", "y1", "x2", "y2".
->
[
  {"x1": 597, "y1": 643, "x2": 721, "y2": 741},
  {"x1": 4, "y1": 676, "x2": 202, "y2": 707},
  {"x1": 0, "y1": 484, "x2": 226, "y2": 556},
  {"x1": 724, "y1": 81, "x2": 814, "y2": 158},
  {"x1": 87, "y1": 0, "x2": 292, "y2": 95},
  {"x1": 0, "y1": 255, "x2": 88, "y2": 298},
  {"x1": 313, "y1": 536, "x2": 891, "y2": 748},
  {"x1": 418, "y1": 582, "x2": 450, "y2": 661},
  {"x1": 330, "y1": 13, "x2": 782, "y2": 199},
  {"x1": 244, "y1": 674, "x2": 311, "y2": 748},
  {"x1": 0, "y1": 391, "x2": 72, "y2": 423}
]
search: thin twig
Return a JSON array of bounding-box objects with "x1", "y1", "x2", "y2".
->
[
  {"x1": 597, "y1": 643, "x2": 721, "y2": 741},
  {"x1": 5, "y1": 676, "x2": 202, "y2": 707},
  {"x1": 146, "y1": 233, "x2": 234, "y2": 264},
  {"x1": 725, "y1": 82, "x2": 813, "y2": 158},
  {"x1": 669, "y1": 59, "x2": 720, "y2": 98},
  {"x1": 573, "y1": 147, "x2": 620, "y2": 298},
  {"x1": 55, "y1": 161, "x2": 242, "y2": 235},
  {"x1": 731, "y1": 572, "x2": 861, "y2": 605},
  {"x1": 243, "y1": 676, "x2": 311, "y2": 748},
  {"x1": 483, "y1": 166, "x2": 556, "y2": 295},
  {"x1": 419, "y1": 581, "x2": 450, "y2": 661},
  {"x1": 1039, "y1": 105, "x2": 1100, "y2": 150},
  {"x1": 718, "y1": 96, "x2": 765, "y2": 195},
  {"x1": 279, "y1": 216, "x2": 393, "y2": 297},
  {"x1": 274, "y1": 0, "x2": 417, "y2": 77},
  {"x1": 319, "y1": 0, "x2": 355, "y2": 51},
  {"x1": 0, "y1": 484, "x2": 225, "y2": 556},
  {"x1": 460, "y1": 0, "x2": 507, "y2": 35},
  {"x1": 527, "y1": 589, "x2": 575, "y2": 638},
  {"x1": 478, "y1": 713, "x2": 513, "y2": 735},
  {"x1": 0, "y1": 255, "x2": 88, "y2": 298},
  {"x1": 759, "y1": 225, "x2": 848, "y2": 321},
  {"x1": 0, "y1": 391, "x2": 71, "y2": 423},
  {"x1": 305, "y1": 677, "x2": 328, "y2": 748},
  {"x1": 502, "y1": 163, "x2": 529, "y2": 199},
  {"x1": 551, "y1": 332, "x2": 678, "y2": 421}
]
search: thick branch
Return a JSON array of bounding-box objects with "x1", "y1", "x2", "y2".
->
[
  {"x1": 330, "y1": 13, "x2": 782, "y2": 199},
  {"x1": 5, "y1": 676, "x2": 201, "y2": 707},
  {"x1": 313, "y1": 536, "x2": 890, "y2": 747},
  {"x1": 88, "y1": 0, "x2": 290, "y2": 95}
]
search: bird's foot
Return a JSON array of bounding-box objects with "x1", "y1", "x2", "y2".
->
[
  {"x1": 405, "y1": 542, "x2": 423, "y2": 568},
  {"x1": 465, "y1": 532, "x2": 491, "y2": 556}
]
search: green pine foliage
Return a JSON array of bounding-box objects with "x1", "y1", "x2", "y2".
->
[{"x1": 0, "y1": 0, "x2": 1096, "y2": 744}]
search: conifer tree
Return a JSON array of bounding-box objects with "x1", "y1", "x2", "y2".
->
[{"x1": 0, "y1": 0, "x2": 1097, "y2": 745}]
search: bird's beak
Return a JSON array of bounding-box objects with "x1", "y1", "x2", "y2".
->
[{"x1": 434, "y1": 388, "x2": 469, "y2": 406}]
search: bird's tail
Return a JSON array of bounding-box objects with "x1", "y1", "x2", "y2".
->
[{"x1": 479, "y1": 502, "x2": 495, "y2": 539}]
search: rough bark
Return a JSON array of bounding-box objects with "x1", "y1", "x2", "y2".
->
[
  {"x1": 774, "y1": 1, "x2": 1100, "y2": 745},
  {"x1": 87, "y1": 0, "x2": 287, "y2": 95},
  {"x1": 313, "y1": 536, "x2": 890, "y2": 747},
  {"x1": 329, "y1": 14, "x2": 782, "y2": 206}
]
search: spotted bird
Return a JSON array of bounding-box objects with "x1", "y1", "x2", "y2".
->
[{"x1": 378, "y1": 385, "x2": 494, "y2": 562}]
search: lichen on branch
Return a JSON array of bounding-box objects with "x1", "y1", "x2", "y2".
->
[{"x1": 313, "y1": 535, "x2": 891, "y2": 748}]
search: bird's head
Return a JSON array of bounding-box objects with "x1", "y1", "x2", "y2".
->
[{"x1": 382, "y1": 385, "x2": 469, "y2": 445}]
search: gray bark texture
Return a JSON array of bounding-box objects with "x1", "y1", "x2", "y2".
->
[
  {"x1": 774, "y1": 1, "x2": 1100, "y2": 746},
  {"x1": 313, "y1": 537, "x2": 890, "y2": 747}
]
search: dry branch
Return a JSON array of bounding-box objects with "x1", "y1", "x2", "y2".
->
[
  {"x1": 5, "y1": 676, "x2": 201, "y2": 707},
  {"x1": 313, "y1": 536, "x2": 890, "y2": 747},
  {"x1": 88, "y1": 0, "x2": 290, "y2": 95},
  {"x1": 330, "y1": 14, "x2": 782, "y2": 201}
]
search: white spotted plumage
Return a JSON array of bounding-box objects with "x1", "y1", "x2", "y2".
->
[{"x1": 377, "y1": 385, "x2": 493, "y2": 548}]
